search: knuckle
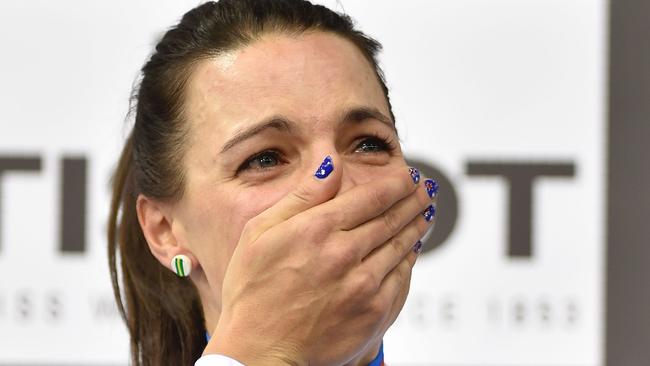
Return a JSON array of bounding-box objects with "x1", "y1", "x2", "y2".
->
[
  {"x1": 296, "y1": 215, "x2": 330, "y2": 244},
  {"x1": 388, "y1": 236, "x2": 406, "y2": 257},
  {"x1": 308, "y1": 224, "x2": 330, "y2": 244},
  {"x1": 366, "y1": 296, "x2": 390, "y2": 321},
  {"x1": 368, "y1": 187, "x2": 389, "y2": 211},
  {"x1": 366, "y1": 302, "x2": 383, "y2": 321},
  {"x1": 290, "y1": 185, "x2": 315, "y2": 206},
  {"x1": 397, "y1": 258, "x2": 414, "y2": 279},
  {"x1": 353, "y1": 271, "x2": 379, "y2": 297},
  {"x1": 320, "y1": 209, "x2": 346, "y2": 228},
  {"x1": 324, "y1": 245, "x2": 355, "y2": 273},
  {"x1": 382, "y1": 208, "x2": 401, "y2": 234}
]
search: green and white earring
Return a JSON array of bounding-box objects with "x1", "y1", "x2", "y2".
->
[{"x1": 171, "y1": 254, "x2": 192, "y2": 277}]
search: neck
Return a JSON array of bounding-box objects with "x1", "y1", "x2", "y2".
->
[{"x1": 197, "y1": 278, "x2": 222, "y2": 339}]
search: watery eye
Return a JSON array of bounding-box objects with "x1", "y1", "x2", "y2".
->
[
  {"x1": 255, "y1": 153, "x2": 278, "y2": 168},
  {"x1": 355, "y1": 136, "x2": 390, "y2": 153},
  {"x1": 240, "y1": 150, "x2": 281, "y2": 171}
]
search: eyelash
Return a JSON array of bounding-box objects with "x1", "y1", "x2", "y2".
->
[
  {"x1": 354, "y1": 134, "x2": 396, "y2": 154},
  {"x1": 236, "y1": 149, "x2": 285, "y2": 174},
  {"x1": 236, "y1": 134, "x2": 396, "y2": 173}
]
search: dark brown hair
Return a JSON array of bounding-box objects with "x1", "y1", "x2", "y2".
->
[{"x1": 107, "y1": 1, "x2": 394, "y2": 365}]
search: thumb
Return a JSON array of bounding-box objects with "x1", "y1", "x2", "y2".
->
[{"x1": 239, "y1": 155, "x2": 342, "y2": 244}]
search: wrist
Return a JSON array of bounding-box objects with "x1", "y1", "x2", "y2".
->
[
  {"x1": 204, "y1": 319, "x2": 305, "y2": 366},
  {"x1": 344, "y1": 339, "x2": 383, "y2": 366}
]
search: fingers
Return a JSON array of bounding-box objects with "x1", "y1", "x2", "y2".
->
[
  {"x1": 239, "y1": 155, "x2": 342, "y2": 244},
  {"x1": 346, "y1": 177, "x2": 436, "y2": 263},
  {"x1": 356, "y1": 178, "x2": 437, "y2": 276},
  {"x1": 349, "y1": 178, "x2": 438, "y2": 333},
  {"x1": 378, "y1": 250, "x2": 416, "y2": 335},
  {"x1": 360, "y1": 212, "x2": 433, "y2": 285},
  {"x1": 372, "y1": 248, "x2": 417, "y2": 328},
  {"x1": 316, "y1": 166, "x2": 421, "y2": 233}
]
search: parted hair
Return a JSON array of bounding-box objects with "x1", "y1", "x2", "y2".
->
[{"x1": 107, "y1": 0, "x2": 394, "y2": 365}]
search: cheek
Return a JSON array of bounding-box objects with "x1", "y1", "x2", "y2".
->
[
  {"x1": 190, "y1": 180, "x2": 293, "y2": 265},
  {"x1": 229, "y1": 183, "x2": 292, "y2": 237}
]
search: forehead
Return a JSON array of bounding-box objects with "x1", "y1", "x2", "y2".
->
[{"x1": 183, "y1": 31, "x2": 388, "y2": 139}]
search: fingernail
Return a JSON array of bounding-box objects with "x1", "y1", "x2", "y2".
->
[
  {"x1": 412, "y1": 240, "x2": 423, "y2": 254},
  {"x1": 424, "y1": 179, "x2": 439, "y2": 198},
  {"x1": 423, "y1": 205, "x2": 436, "y2": 222},
  {"x1": 314, "y1": 155, "x2": 334, "y2": 179},
  {"x1": 409, "y1": 167, "x2": 420, "y2": 184}
]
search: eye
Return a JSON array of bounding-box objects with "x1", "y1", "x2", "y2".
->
[
  {"x1": 238, "y1": 149, "x2": 284, "y2": 173},
  {"x1": 354, "y1": 135, "x2": 393, "y2": 153}
]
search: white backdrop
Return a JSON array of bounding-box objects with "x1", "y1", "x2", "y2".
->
[{"x1": 0, "y1": 0, "x2": 606, "y2": 364}]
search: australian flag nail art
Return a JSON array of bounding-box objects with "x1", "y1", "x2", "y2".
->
[
  {"x1": 314, "y1": 155, "x2": 334, "y2": 179},
  {"x1": 424, "y1": 179, "x2": 439, "y2": 198},
  {"x1": 423, "y1": 205, "x2": 436, "y2": 222},
  {"x1": 409, "y1": 167, "x2": 420, "y2": 184},
  {"x1": 413, "y1": 240, "x2": 423, "y2": 254}
]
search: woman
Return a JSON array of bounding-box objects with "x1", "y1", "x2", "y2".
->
[{"x1": 107, "y1": 0, "x2": 439, "y2": 365}]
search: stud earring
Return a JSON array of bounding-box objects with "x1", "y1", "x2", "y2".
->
[{"x1": 170, "y1": 254, "x2": 192, "y2": 277}]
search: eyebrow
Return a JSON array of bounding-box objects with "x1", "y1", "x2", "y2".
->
[
  {"x1": 342, "y1": 106, "x2": 395, "y2": 133},
  {"x1": 219, "y1": 106, "x2": 395, "y2": 154},
  {"x1": 220, "y1": 118, "x2": 293, "y2": 153}
]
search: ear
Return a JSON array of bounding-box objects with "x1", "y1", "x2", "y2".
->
[{"x1": 136, "y1": 193, "x2": 195, "y2": 275}]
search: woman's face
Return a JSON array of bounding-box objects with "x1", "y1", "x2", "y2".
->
[{"x1": 172, "y1": 31, "x2": 406, "y2": 312}]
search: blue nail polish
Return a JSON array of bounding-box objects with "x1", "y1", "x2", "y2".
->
[
  {"x1": 413, "y1": 240, "x2": 423, "y2": 254},
  {"x1": 409, "y1": 167, "x2": 420, "y2": 184},
  {"x1": 314, "y1": 155, "x2": 334, "y2": 179},
  {"x1": 423, "y1": 205, "x2": 436, "y2": 222},
  {"x1": 424, "y1": 179, "x2": 439, "y2": 198}
]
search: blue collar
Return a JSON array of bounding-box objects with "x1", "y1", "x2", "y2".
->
[{"x1": 206, "y1": 332, "x2": 384, "y2": 365}]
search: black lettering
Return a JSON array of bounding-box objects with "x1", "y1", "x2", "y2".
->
[
  {"x1": 467, "y1": 161, "x2": 575, "y2": 257},
  {"x1": 0, "y1": 156, "x2": 41, "y2": 252},
  {"x1": 60, "y1": 157, "x2": 87, "y2": 253}
]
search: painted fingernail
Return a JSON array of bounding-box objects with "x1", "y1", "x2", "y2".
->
[
  {"x1": 409, "y1": 167, "x2": 420, "y2": 184},
  {"x1": 412, "y1": 240, "x2": 423, "y2": 254},
  {"x1": 424, "y1": 179, "x2": 439, "y2": 198},
  {"x1": 314, "y1": 155, "x2": 334, "y2": 179},
  {"x1": 423, "y1": 205, "x2": 436, "y2": 222}
]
